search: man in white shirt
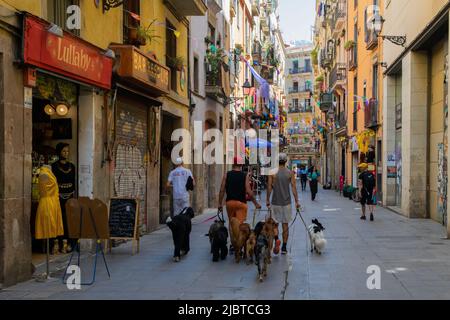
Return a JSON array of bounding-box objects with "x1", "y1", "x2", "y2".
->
[{"x1": 167, "y1": 158, "x2": 195, "y2": 216}]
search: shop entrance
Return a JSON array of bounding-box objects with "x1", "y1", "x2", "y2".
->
[
  {"x1": 31, "y1": 73, "x2": 78, "y2": 265},
  {"x1": 160, "y1": 112, "x2": 182, "y2": 222}
]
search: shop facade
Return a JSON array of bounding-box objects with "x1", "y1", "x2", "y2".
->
[
  {"x1": 109, "y1": 45, "x2": 170, "y2": 231},
  {"x1": 0, "y1": 13, "x2": 113, "y2": 287},
  {"x1": 382, "y1": 2, "x2": 450, "y2": 237}
]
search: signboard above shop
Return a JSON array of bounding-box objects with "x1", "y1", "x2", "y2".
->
[
  {"x1": 109, "y1": 45, "x2": 170, "y2": 96},
  {"x1": 22, "y1": 14, "x2": 113, "y2": 90}
]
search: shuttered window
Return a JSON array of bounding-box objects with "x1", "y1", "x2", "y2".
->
[{"x1": 47, "y1": 0, "x2": 80, "y2": 36}]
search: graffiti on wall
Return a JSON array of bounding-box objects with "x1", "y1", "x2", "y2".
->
[{"x1": 437, "y1": 52, "x2": 448, "y2": 226}]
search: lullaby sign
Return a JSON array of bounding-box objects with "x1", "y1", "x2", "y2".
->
[{"x1": 22, "y1": 14, "x2": 113, "y2": 90}]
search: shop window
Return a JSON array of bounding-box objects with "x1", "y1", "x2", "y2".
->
[
  {"x1": 47, "y1": 0, "x2": 80, "y2": 36},
  {"x1": 123, "y1": 0, "x2": 140, "y2": 45}
]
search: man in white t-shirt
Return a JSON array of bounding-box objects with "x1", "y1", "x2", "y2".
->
[{"x1": 167, "y1": 158, "x2": 195, "y2": 216}]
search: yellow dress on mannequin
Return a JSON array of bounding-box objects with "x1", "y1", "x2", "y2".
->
[{"x1": 35, "y1": 166, "x2": 64, "y2": 239}]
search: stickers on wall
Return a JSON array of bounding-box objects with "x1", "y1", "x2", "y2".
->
[{"x1": 180, "y1": 67, "x2": 186, "y2": 91}]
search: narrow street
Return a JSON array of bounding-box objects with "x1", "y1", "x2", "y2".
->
[{"x1": 1, "y1": 186, "x2": 450, "y2": 300}]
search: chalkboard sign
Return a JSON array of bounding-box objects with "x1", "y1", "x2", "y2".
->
[{"x1": 109, "y1": 198, "x2": 139, "y2": 239}]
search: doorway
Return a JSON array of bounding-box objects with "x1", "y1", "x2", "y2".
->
[{"x1": 160, "y1": 112, "x2": 182, "y2": 223}]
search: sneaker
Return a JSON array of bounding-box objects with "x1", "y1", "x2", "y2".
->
[
  {"x1": 281, "y1": 244, "x2": 287, "y2": 255},
  {"x1": 273, "y1": 239, "x2": 281, "y2": 255},
  {"x1": 370, "y1": 214, "x2": 374, "y2": 222},
  {"x1": 360, "y1": 215, "x2": 366, "y2": 220},
  {"x1": 173, "y1": 256, "x2": 180, "y2": 263}
]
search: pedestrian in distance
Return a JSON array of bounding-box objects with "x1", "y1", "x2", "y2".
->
[
  {"x1": 218, "y1": 157, "x2": 261, "y2": 254},
  {"x1": 300, "y1": 165, "x2": 308, "y2": 192},
  {"x1": 266, "y1": 153, "x2": 301, "y2": 255},
  {"x1": 167, "y1": 158, "x2": 195, "y2": 216},
  {"x1": 358, "y1": 163, "x2": 376, "y2": 221},
  {"x1": 308, "y1": 166, "x2": 320, "y2": 201}
]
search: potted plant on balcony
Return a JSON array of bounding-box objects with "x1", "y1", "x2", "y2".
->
[
  {"x1": 234, "y1": 44, "x2": 244, "y2": 55},
  {"x1": 167, "y1": 56, "x2": 185, "y2": 71},
  {"x1": 206, "y1": 48, "x2": 225, "y2": 85},
  {"x1": 137, "y1": 20, "x2": 161, "y2": 46},
  {"x1": 344, "y1": 40, "x2": 356, "y2": 51}
]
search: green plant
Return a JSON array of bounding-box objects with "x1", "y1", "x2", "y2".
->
[
  {"x1": 136, "y1": 19, "x2": 161, "y2": 45},
  {"x1": 311, "y1": 48, "x2": 318, "y2": 66},
  {"x1": 167, "y1": 56, "x2": 185, "y2": 71},
  {"x1": 234, "y1": 44, "x2": 243, "y2": 55},
  {"x1": 344, "y1": 40, "x2": 356, "y2": 50},
  {"x1": 206, "y1": 48, "x2": 225, "y2": 85}
]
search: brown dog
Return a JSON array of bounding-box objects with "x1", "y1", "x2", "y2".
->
[
  {"x1": 230, "y1": 217, "x2": 251, "y2": 263},
  {"x1": 246, "y1": 231, "x2": 257, "y2": 265},
  {"x1": 261, "y1": 217, "x2": 278, "y2": 264}
]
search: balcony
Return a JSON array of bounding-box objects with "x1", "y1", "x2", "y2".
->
[
  {"x1": 252, "y1": 40, "x2": 263, "y2": 64},
  {"x1": 164, "y1": 0, "x2": 207, "y2": 17},
  {"x1": 365, "y1": 99, "x2": 379, "y2": 128},
  {"x1": 319, "y1": 93, "x2": 333, "y2": 112},
  {"x1": 320, "y1": 49, "x2": 331, "y2": 69},
  {"x1": 289, "y1": 66, "x2": 313, "y2": 75},
  {"x1": 335, "y1": 112, "x2": 347, "y2": 135},
  {"x1": 348, "y1": 46, "x2": 357, "y2": 71},
  {"x1": 331, "y1": 0, "x2": 346, "y2": 37},
  {"x1": 287, "y1": 145, "x2": 317, "y2": 155},
  {"x1": 205, "y1": 64, "x2": 226, "y2": 99},
  {"x1": 288, "y1": 85, "x2": 312, "y2": 94},
  {"x1": 329, "y1": 63, "x2": 347, "y2": 90},
  {"x1": 207, "y1": 0, "x2": 222, "y2": 15},
  {"x1": 366, "y1": 30, "x2": 379, "y2": 50},
  {"x1": 288, "y1": 105, "x2": 313, "y2": 114},
  {"x1": 251, "y1": 0, "x2": 260, "y2": 16}
]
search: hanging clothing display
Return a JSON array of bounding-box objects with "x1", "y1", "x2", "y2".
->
[{"x1": 35, "y1": 166, "x2": 64, "y2": 239}]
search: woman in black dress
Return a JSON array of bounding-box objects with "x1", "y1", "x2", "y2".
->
[{"x1": 52, "y1": 143, "x2": 76, "y2": 253}]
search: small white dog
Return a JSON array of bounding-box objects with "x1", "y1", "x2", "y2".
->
[{"x1": 307, "y1": 219, "x2": 327, "y2": 254}]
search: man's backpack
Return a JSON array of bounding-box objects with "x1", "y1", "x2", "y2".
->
[
  {"x1": 364, "y1": 172, "x2": 376, "y2": 190},
  {"x1": 186, "y1": 176, "x2": 194, "y2": 191}
]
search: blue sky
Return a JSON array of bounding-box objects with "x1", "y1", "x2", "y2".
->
[{"x1": 279, "y1": 0, "x2": 315, "y2": 44}]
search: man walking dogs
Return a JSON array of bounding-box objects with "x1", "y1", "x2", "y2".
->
[
  {"x1": 218, "y1": 157, "x2": 261, "y2": 252},
  {"x1": 358, "y1": 163, "x2": 376, "y2": 221},
  {"x1": 266, "y1": 153, "x2": 301, "y2": 255},
  {"x1": 167, "y1": 158, "x2": 195, "y2": 216}
]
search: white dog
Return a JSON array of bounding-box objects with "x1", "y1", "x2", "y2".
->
[{"x1": 307, "y1": 219, "x2": 327, "y2": 254}]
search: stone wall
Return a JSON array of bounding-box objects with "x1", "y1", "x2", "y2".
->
[{"x1": 0, "y1": 27, "x2": 32, "y2": 287}]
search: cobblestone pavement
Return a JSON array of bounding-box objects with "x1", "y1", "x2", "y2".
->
[{"x1": 1, "y1": 187, "x2": 450, "y2": 300}]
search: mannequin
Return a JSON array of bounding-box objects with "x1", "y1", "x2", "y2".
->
[
  {"x1": 51, "y1": 143, "x2": 76, "y2": 254},
  {"x1": 35, "y1": 164, "x2": 64, "y2": 278}
]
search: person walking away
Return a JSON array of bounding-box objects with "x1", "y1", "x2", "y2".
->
[
  {"x1": 300, "y1": 165, "x2": 308, "y2": 191},
  {"x1": 51, "y1": 143, "x2": 76, "y2": 254},
  {"x1": 218, "y1": 157, "x2": 261, "y2": 253},
  {"x1": 266, "y1": 153, "x2": 300, "y2": 255},
  {"x1": 167, "y1": 158, "x2": 195, "y2": 216},
  {"x1": 358, "y1": 163, "x2": 376, "y2": 221},
  {"x1": 308, "y1": 167, "x2": 320, "y2": 201}
]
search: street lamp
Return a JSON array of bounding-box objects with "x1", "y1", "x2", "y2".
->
[
  {"x1": 242, "y1": 79, "x2": 252, "y2": 96},
  {"x1": 370, "y1": 14, "x2": 407, "y2": 47}
]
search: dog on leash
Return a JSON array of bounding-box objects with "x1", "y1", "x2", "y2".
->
[
  {"x1": 245, "y1": 231, "x2": 257, "y2": 265},
  {"x1": 230, "y1": 218, "x2": 251, "y2": 263},
  {"x1": 253, "y1": 217, "x2": 278, "y2": 282},
  {"x1": 166, "y1": 207, "x2": 195, "y2": 262},
  {"x1": 208, "y1": 220, "x2": 229, "y2": 262},
  {"x1": 307, "y1": 219, "x2": 327, "y2": 254}
]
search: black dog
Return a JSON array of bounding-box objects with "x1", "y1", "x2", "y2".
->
[
  {"x1": 208, "y1": 220, "x2": 229, "y2": 262},
  {"x1": 166, "y1": 207, "x2": 195, "y2": 262}
]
